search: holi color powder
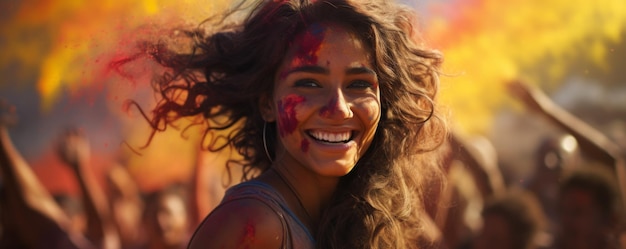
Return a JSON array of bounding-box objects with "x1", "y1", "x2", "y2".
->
[
  {"x1": 301, "y1": 139, "x2": 310, "y2": 153},
  {"x1": 318, "y1": 96, "x2": 338, "y2": 118},
  {"x1": 293, "y1": 23, "x2": 325, "y2": 65},
  {"x1": 242, "y1": 219, "x2": 256, "y2": 247},
  {"x1": 278, "y1": 24, "x2": 326, "y2": 80},
  {"x1": 277, "y1": 94, "x2": 306, "y2": 137}
]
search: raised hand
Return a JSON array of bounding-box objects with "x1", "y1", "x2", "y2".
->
[{"x1": 56, "y1": 128, "x2": 91, "y2": 170}]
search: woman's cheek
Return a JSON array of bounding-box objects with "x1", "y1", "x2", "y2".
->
[
  {"x1": 301, "y1": 139, "x2": 310, "y2": 153},
  {"x1": 362, "y1": 98, "x2": 381, "y2": 123},
  {"x1": 276, "y1": 94, "x2": 306, "y2": 137}
]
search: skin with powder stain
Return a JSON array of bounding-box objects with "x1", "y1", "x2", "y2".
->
[
  {"x1": 301, "y1": 139, "x2": 310, "y2": 153},
  {"x1": 279, "y1": 24, "x2": 326, "y2": 80},
  {"x1": 277, "y1": 94, "x2": 306, "y2": 137},
  {"x1": 318, "y1": 97, "x2": 339, "y2": 118},
  {"x1": 242, "y1": 219, "x2": 256, "y2": 247}
]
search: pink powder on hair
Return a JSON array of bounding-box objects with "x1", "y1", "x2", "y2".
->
[{"x1": 277, "y1": 94, "x2": 306, "y2": 137}]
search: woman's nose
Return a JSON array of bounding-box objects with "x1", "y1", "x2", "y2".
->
[{"x1": 319, "y1": 89, "x2": 353, "y2": 120}]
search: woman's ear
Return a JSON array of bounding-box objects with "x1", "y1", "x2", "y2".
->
[{"x1": 259, "y1": 94, "x2": 276, "y2": 122}]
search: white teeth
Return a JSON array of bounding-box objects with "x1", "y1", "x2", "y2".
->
[{"x1": 310, "y1": 131, "x2": 351, "y2": 143}]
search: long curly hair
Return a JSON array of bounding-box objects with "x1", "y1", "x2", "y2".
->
[{"x1": 140, "y1": 0, "x2": 447, "y2": 248}]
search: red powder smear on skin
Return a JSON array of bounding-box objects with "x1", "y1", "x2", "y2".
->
[
  {"x1": 277, "y1": 94, "x2": 306, "y2": 137},
  {"x1": 301, "y1": 139, "x2": 310, "y2": 153},
  {"x1": 242, "y1": 219, "x2": 256, "y2": 247},
  {"x1": 294, "y1": 24, "x2": 325, "y2": 65},
  {"x1": 319, "y1": 96, "x2": 338, "y2": 118},
  {"x1": 278, "y1": 24, "x2": 326, "y2": 80}
]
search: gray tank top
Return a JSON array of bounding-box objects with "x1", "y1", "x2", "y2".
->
[{"x1": 218, "y1": 180, "x2": 315, "y2": 249}]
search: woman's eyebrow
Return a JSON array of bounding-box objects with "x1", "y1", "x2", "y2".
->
[
  {"x1": 345, "y1": 66, "x2": 376, "y2": 76},
  {"x1": 282, "y1": 65, "x2": 376, "y2": 77},
  {"x1": 283, "y1": 65, "x2": 329, "y2": 76}
]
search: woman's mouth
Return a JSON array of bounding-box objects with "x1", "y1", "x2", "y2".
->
[{"x1": 307, "y1": 130, "x2": 354, "y2": 144}]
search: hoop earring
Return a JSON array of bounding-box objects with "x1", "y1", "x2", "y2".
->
[{"x1": 263, "y1": 122, "x2": 273, "y2": 163}]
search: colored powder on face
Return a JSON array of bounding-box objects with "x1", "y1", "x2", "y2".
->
[
  {"x1": 301, "y1": 139, "x2": 310, "y2": 153},
  {"x1": 277, "y1": 94, "x2": 306, "y2": 137},
  {"x1": 293, "y1": 23, "x2": 325, "y2": 66},
  {"x1": 319, "y1": 96, "x2": 338, "y2": 118},
  {"x1": 278, "y1": 24, "x2": 326, "y2": 80}
]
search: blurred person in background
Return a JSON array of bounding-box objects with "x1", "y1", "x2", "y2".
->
[
  {"x1": 141, "y1": 184, "x2": 190, "y2": 249},
  {"x1": 106, "y1": 163, "x2": 145, "y2": 249},
  {"x1": 525, "y1": 134, "x2": 581, "y2": 235},
  {"x1": 434, "y1": 131, "x2": 507, "y2": 249},
  {"x1": 0, "y1": 100, "x2": 95, "y2": 249},
  {"x1": 508, "y1": 79, "x2": 625, "y2": 200},
  {"x1": 56, "y1": 128, "x2": 121, "y2": 249},
  {"x1": 471, "y1": 189, "x2": 547, "y2": 249},
  {"x1": 508, "y1": 80, "x2": 626, "y2": 245},
  {"x1": 555, "y1": 167, "x2": 624, "y2": 249},
  {"x1": 53, "y1": 193, "x2": 88, "y2": 238}
]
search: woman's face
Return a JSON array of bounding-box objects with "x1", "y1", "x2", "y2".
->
[{"x1": 267, "y1": 23, "x2": 381, "y2": 177}]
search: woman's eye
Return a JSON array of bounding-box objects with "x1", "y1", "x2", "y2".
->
[
  {"x1": 348, "y1": 80, "x2": 374, "y2": 89},
  {"x1": 294, "y1": 79, "x2": 320, "y2": 88}
]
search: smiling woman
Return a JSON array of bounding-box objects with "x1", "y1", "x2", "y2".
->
[{"x1": 141, "y1": 0, "x2": 447, "y2": 248}]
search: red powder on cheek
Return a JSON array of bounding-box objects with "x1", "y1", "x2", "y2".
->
[
  {"x1": 301, "y1": 139, "x2": 310, "y2": 153},
  {"x1": 277, "y1": 95, "x2": 306, "y2": 137},
  {"x1": 319, "y1": 96, "x2": 338, "y2": 118}
]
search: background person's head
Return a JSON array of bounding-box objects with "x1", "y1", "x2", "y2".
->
[
  {"x1": 143, "y1": 185, "x2": 189, "y2": 249},
  {"x1": 472, "y1": 190, "x2": 546, "y2": 249},
  {"x1": 557, "y1": 166, "x2": 622, "y2": 248}
]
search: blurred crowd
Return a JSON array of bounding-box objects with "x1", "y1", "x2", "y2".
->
[{"x1": 1, "y1": 80, "x2": 624, "y2": 249}]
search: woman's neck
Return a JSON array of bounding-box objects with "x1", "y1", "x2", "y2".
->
[{"x1": 258, "y1": 158, "x2": 339, "y2": 234}]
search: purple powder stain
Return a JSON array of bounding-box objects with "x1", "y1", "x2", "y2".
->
[{"x1": 277, "y1": 94, "x2": 306, "y2": 137}]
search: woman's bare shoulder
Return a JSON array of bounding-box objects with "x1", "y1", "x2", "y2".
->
[{"x1": 188, "y1": 197, "x2": 284, "y2": 249}]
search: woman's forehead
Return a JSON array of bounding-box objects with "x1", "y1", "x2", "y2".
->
[{"x1": 285, "y1": 23, "x2": 371, "y2": 63}]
